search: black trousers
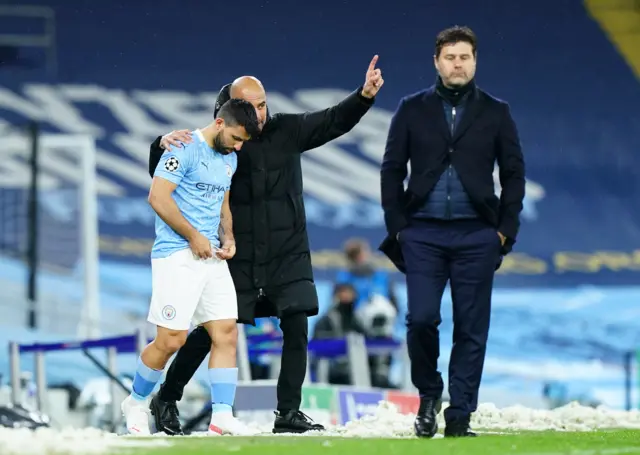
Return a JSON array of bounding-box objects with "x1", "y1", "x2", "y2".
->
[
  {"x1": 158, "y1": 301, "x2": 309, "y2": 412},
  {"x1": 400, "y1": 219, "x2": 501, "y2": 422}
]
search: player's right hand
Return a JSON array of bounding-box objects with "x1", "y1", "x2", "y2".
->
[
  {"x1": 189, "y1": 232, "x2": 213, "y2": 259},
  {"x1": 160, "y1": 129, "x2": 193, "y2": 150}
]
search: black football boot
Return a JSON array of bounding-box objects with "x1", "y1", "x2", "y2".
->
[
  {"x1": 149, "y1": 395, "x2": 184, "y2": 436},
  {"x1": 272, "y1": 410, "x2": 325, "y2": 434}
]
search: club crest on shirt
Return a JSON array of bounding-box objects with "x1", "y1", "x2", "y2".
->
[
  {"x1": 162, "y1": 305, "x2": 176, "y2": 320},
  {"x1": 225, "y1": 164, "x2": 232, "y2": 178}
]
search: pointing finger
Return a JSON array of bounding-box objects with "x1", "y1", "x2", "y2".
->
[{"x1": 368, "y1": 55, "x2": 379, "y2": 72}]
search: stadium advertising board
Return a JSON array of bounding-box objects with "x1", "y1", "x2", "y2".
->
[
  {"x1": 385, "y1": 391, "x2": 420, "y2": 415},
  {"x1": 337, "y1": 389, "x2": 385, "y2": 425},
  {"x1": 234, "y1": 384, "x2": 277, "y2": 425},
  {"x1": 301, "y1": 385, "x2": 338, "y2": 426}
]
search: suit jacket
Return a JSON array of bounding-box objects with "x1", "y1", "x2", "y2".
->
[{"x1": 379, "y1": 85, "x2": 526, "y2": 273}]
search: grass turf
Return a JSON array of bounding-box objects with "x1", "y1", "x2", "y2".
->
[{"x1": 118, "y1": 430, "x2": 640, "y2": 455}]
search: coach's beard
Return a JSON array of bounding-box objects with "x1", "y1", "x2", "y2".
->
[{"x1": 213, "y1": 133, "x2": 233, "y2": 155}]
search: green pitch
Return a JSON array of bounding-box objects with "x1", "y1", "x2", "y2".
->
[{"x1": 118, "y1": 431, "x2": 640, "y2": 455}]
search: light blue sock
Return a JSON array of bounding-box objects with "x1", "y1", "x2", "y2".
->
[
  {"x1": 131, "y1": 357, "x2": 163, "y2": 402},
  {"x1": 209, "y1": 367, "x2": 238, "y2": 413}
]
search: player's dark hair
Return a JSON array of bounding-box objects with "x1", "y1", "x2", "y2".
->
[
  {"x1": 435, "y1": 26, "x2": 477, "y2": 58},
  {"x1": 216, "y1": 98, "x2": 261, "y2": 137}
]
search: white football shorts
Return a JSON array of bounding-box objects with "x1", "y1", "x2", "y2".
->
[{"x1": 148, "y1": 247, "x2": 238, "y2": 331}]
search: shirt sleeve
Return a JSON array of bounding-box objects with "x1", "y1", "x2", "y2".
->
[{"x1": 153, "y1": 144, "x2": 194, "y2": 185}]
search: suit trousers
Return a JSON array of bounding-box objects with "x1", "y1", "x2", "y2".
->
[{"x1": 400, "y1": 218, "x2": 501, "y2": 422}]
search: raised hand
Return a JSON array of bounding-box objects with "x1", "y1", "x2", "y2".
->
[{"x1": 361, "y1": 55, "x2": 384, "y2": 99}]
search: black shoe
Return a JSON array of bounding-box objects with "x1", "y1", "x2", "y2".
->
[
  {"x1": 150, "y1": 395, "x2": 184, "y2": 436},
  {"x1": 414, "y1": 398, "x2": 442, "y2": 438},
  {"x1": 444, "y1": 417, "x2": 477, "y2": 438},
  {"x1": 272, "y1": 410, "x2": 325, "y2": 434}
]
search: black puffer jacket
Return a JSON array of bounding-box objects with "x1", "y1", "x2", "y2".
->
[{"x1": 149, "y1": 85, "x2": 374, "y2": 314}]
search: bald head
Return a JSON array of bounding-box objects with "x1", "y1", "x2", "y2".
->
[
  {"x1": 229, "y1": 76, "x2": 267, "y2": 131},
  {"x1": 230, "y1": 76, "x2": 264, "y2": 97}
]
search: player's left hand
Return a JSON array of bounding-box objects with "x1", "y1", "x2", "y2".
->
[
  {"x1": 216, "y1": 240, "x2": 236, "y2": 260},
  {"x1": 361, "y1": 55, "x2": 384, "y2": 99}
]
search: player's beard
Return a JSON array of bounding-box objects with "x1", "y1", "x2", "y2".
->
[{"x1": 213, "y1": 132, "x2": 233, "y2": 155}]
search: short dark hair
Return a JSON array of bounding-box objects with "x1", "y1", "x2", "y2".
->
[
  {"x1": 216, "y1": 98, "x2": 260, "y2": 137},
  {"x1": 435, "y1": 26, "x2": 477, "y2": 58}
]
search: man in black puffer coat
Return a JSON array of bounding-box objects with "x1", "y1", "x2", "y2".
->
[{"x1": 146, "y1": 57, "x2": 384, "y2": 435}]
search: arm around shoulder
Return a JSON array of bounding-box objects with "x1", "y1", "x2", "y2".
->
[
  {"x1": 149, "y1": 130, "x2": 194, "y2": 177},
  {"x1": 149, "y1": 136, "x2": 164, "y2": 178}
]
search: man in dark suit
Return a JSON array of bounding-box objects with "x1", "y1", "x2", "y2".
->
[{"x1": 379, "y1": 26, "x2": 525, "y2": 438}]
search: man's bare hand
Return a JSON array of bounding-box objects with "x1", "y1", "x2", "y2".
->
[
  {"x1": 361, "y1": 55, "x2": 384, "y2": 99},
  {"x1": 160, "y1": 129, "x2": 193, "y2": 150},
  {"x1": 216, "y1": 240, "x2": 236, "y2": 260},
  {"x1": 189, "y1": 232, "x2": 213, "y2": 259},
  {"x1": 497, "y1": 231, "x2": 506, "y2": 246}
]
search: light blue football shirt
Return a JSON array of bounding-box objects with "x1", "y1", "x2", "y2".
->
[{"x1": 151, "y1": 129, "x2": 237, "y2": 259}]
